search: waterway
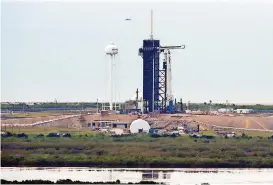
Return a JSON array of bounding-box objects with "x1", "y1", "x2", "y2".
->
[{"x1": 1, "y1": 168, "x2": 273, "y2": 185}]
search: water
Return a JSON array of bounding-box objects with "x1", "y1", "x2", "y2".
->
[{"x1": 1, "y1": 168, "x2": 273, "y2": 185}]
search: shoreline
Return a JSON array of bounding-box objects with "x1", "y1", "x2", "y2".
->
[
  {"x1": 2, "y1": 167, "x2": 273, "y2": 169},
  {"x1": 2, "y1": 163, "x2": 273, "y2": 168},
  {"x1": 1, "y1": 179, "x2": 161, "y2": 184}
]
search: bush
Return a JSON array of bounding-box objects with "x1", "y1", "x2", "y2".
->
[{"x1": 1, "y1": 134, "x2": 273, "y2": 168}]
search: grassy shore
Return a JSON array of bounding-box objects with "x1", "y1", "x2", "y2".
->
[
  {"x1": 1, "y1": 179, "x2": 160, "y2": 184},
  {"x1": 2, "y1": 132, "x2": 273, "y2": 168}
]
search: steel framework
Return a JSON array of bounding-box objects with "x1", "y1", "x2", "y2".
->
[{"x1": 138, "y1": 10, "x2": 185, "y2": 113}]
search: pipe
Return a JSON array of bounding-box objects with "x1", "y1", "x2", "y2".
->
[{"x1": 109, "y1": 55, "x2": 113, "y2": 111}]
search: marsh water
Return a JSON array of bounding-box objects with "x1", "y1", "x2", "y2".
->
[{"x1": 1, "y1": 168, "x2": 273, "y2": 185}]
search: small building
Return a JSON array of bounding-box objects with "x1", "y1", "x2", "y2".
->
[
  {"x1": 236, "y1": 109, "x2": 254, "y2": 114},
  {"x1": 112, "y1": 122, "x2": 129, "y2": 129},
  {"x1": 218, "y1": 108, "x2": 234, "y2": 113},
  {"x1": 87, "y1": 120, "x2": 130, "y2": 129}
]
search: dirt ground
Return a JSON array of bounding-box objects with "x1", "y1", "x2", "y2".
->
[
  {"x1": 1, "y1": 113, "x2": 139, "y2": 128},
  {"x1": 1, "y1": 112, "x2": 273, "y2": 131},
  {"x1": 1, "y1": 115, "x2": 61, "y2": 126},
  {"x1": 185, "y1": 115, "x2": 273, "y2": 130}
]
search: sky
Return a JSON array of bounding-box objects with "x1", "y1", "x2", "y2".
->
[{"x1": 1, "y1": 0, "x2": 273, "y2": 104}]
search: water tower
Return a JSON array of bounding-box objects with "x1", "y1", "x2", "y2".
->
[{"x1": 105, "y1": 42, "x2": 118, "y2": 111}]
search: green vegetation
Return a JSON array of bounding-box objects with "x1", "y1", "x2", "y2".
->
[
  {"x1": 1, "y1": 179, "x2": 160, "y2": 184},
  {"x1": 1, "y1": 102, "x2": 112, "y2": 111},
  {"x1": 235, "y1": 131, "x2": 273, "y2": 137},
  {"x1": 2, "y1": 112, "x2": 61, "y2": 119},
  {"x1": 234, "y1": 104, "x2": 273, "y2": 110},
  {"x1": 179, "y1": 103, "x2": 273, "y2": 111},
  {"x1": 2, "y1": 102, "x2": 273, "y2": 112},
  {"x1": 3, "y1": 127, "x2": 97, "y2": 135},
  {"x1": 201, "y1": 130, "x2": 216, "y2": 136},
  {"x1": 2, "y1": 133, "x2": 273, "y2": 168}
]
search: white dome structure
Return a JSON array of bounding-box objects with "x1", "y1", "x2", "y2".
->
[
  {"x1": 105, "y1": 42, "x2": 118, "y2": 55},
  {"x1": 130, "y1": 119, "x2": 150, "y2": 134}
]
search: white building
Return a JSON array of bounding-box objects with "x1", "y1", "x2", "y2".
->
[
  {"x1": 218, "y1": 108, "x2": 234, "y2": 113},
  {"x1": 235, "y1": 109, "x2": 254, "y2": 114}
]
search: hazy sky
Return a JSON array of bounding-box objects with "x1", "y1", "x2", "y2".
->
[{"x1": 1, "y1": 0, "x2": 273, "y2": 104}]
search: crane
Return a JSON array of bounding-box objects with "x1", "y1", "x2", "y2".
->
[{"x1": 160, "y1": 45, "x2": 185, "y2": 113}]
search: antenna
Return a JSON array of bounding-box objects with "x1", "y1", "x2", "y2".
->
[
  {"x1": 150, "y1": 9, "x2": 153, "y2": 40},
  {"x1": 150, "y1": 9, "x2": 155, "y2": 112}
]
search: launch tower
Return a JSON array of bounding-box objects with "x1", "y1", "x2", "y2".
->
[{"x1": 138, "y1": 10, "x2": 185, "y2": 114}]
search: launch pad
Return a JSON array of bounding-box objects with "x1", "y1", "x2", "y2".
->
[{"x1": 138, "y1": 10, "x2": 186, "y2": 114}]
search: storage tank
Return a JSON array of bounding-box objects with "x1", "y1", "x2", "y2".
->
[{"x1": 130, "y1": 119, "x2": 150, "y2": 134}]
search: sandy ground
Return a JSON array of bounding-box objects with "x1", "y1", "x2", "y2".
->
[
  {"x1": 1, "y1": 113, "x2": 273, "y2": 131},
  {"x1": 1, "y1": 116, "x2": 61, "y2": 126},
  {"x1": 186, "y1": 115, "x2": 273, "y2": 130},
  {"x1": 1, "y1": 114, "x2": 139, "y2": 128}
]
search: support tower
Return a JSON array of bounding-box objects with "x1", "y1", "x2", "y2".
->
[{"x1": 139, "y1": 10, "x2": 185, "y2": 114}]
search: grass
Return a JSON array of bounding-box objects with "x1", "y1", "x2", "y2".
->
[
  {"x1": 2, "y1": 112, "x2": 60, "y2": 118},
  {"x1": 201, "y1": 130, "x2": 216, "y2": 136},
  {"x1": 235, "y1": 131, "x2": 273, "y2": 137},
  {"x1": 2, "y1": 127, "x2": 97, "y2": 135},
  {"x1": 2, "y1": 132, "x2": 273, "y2": 168}
]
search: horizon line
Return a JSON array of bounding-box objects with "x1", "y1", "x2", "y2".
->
[{"x1": 1, "y1": 101, "x2": 273, "y2": 106}]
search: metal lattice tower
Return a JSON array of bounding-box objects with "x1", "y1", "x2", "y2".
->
[
  {"x1": 139, "y1": 39, "x2": 160, "y2": 113},
  {"x1": 139, "y1": 10, "x2": 185, "y2": 114}
]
